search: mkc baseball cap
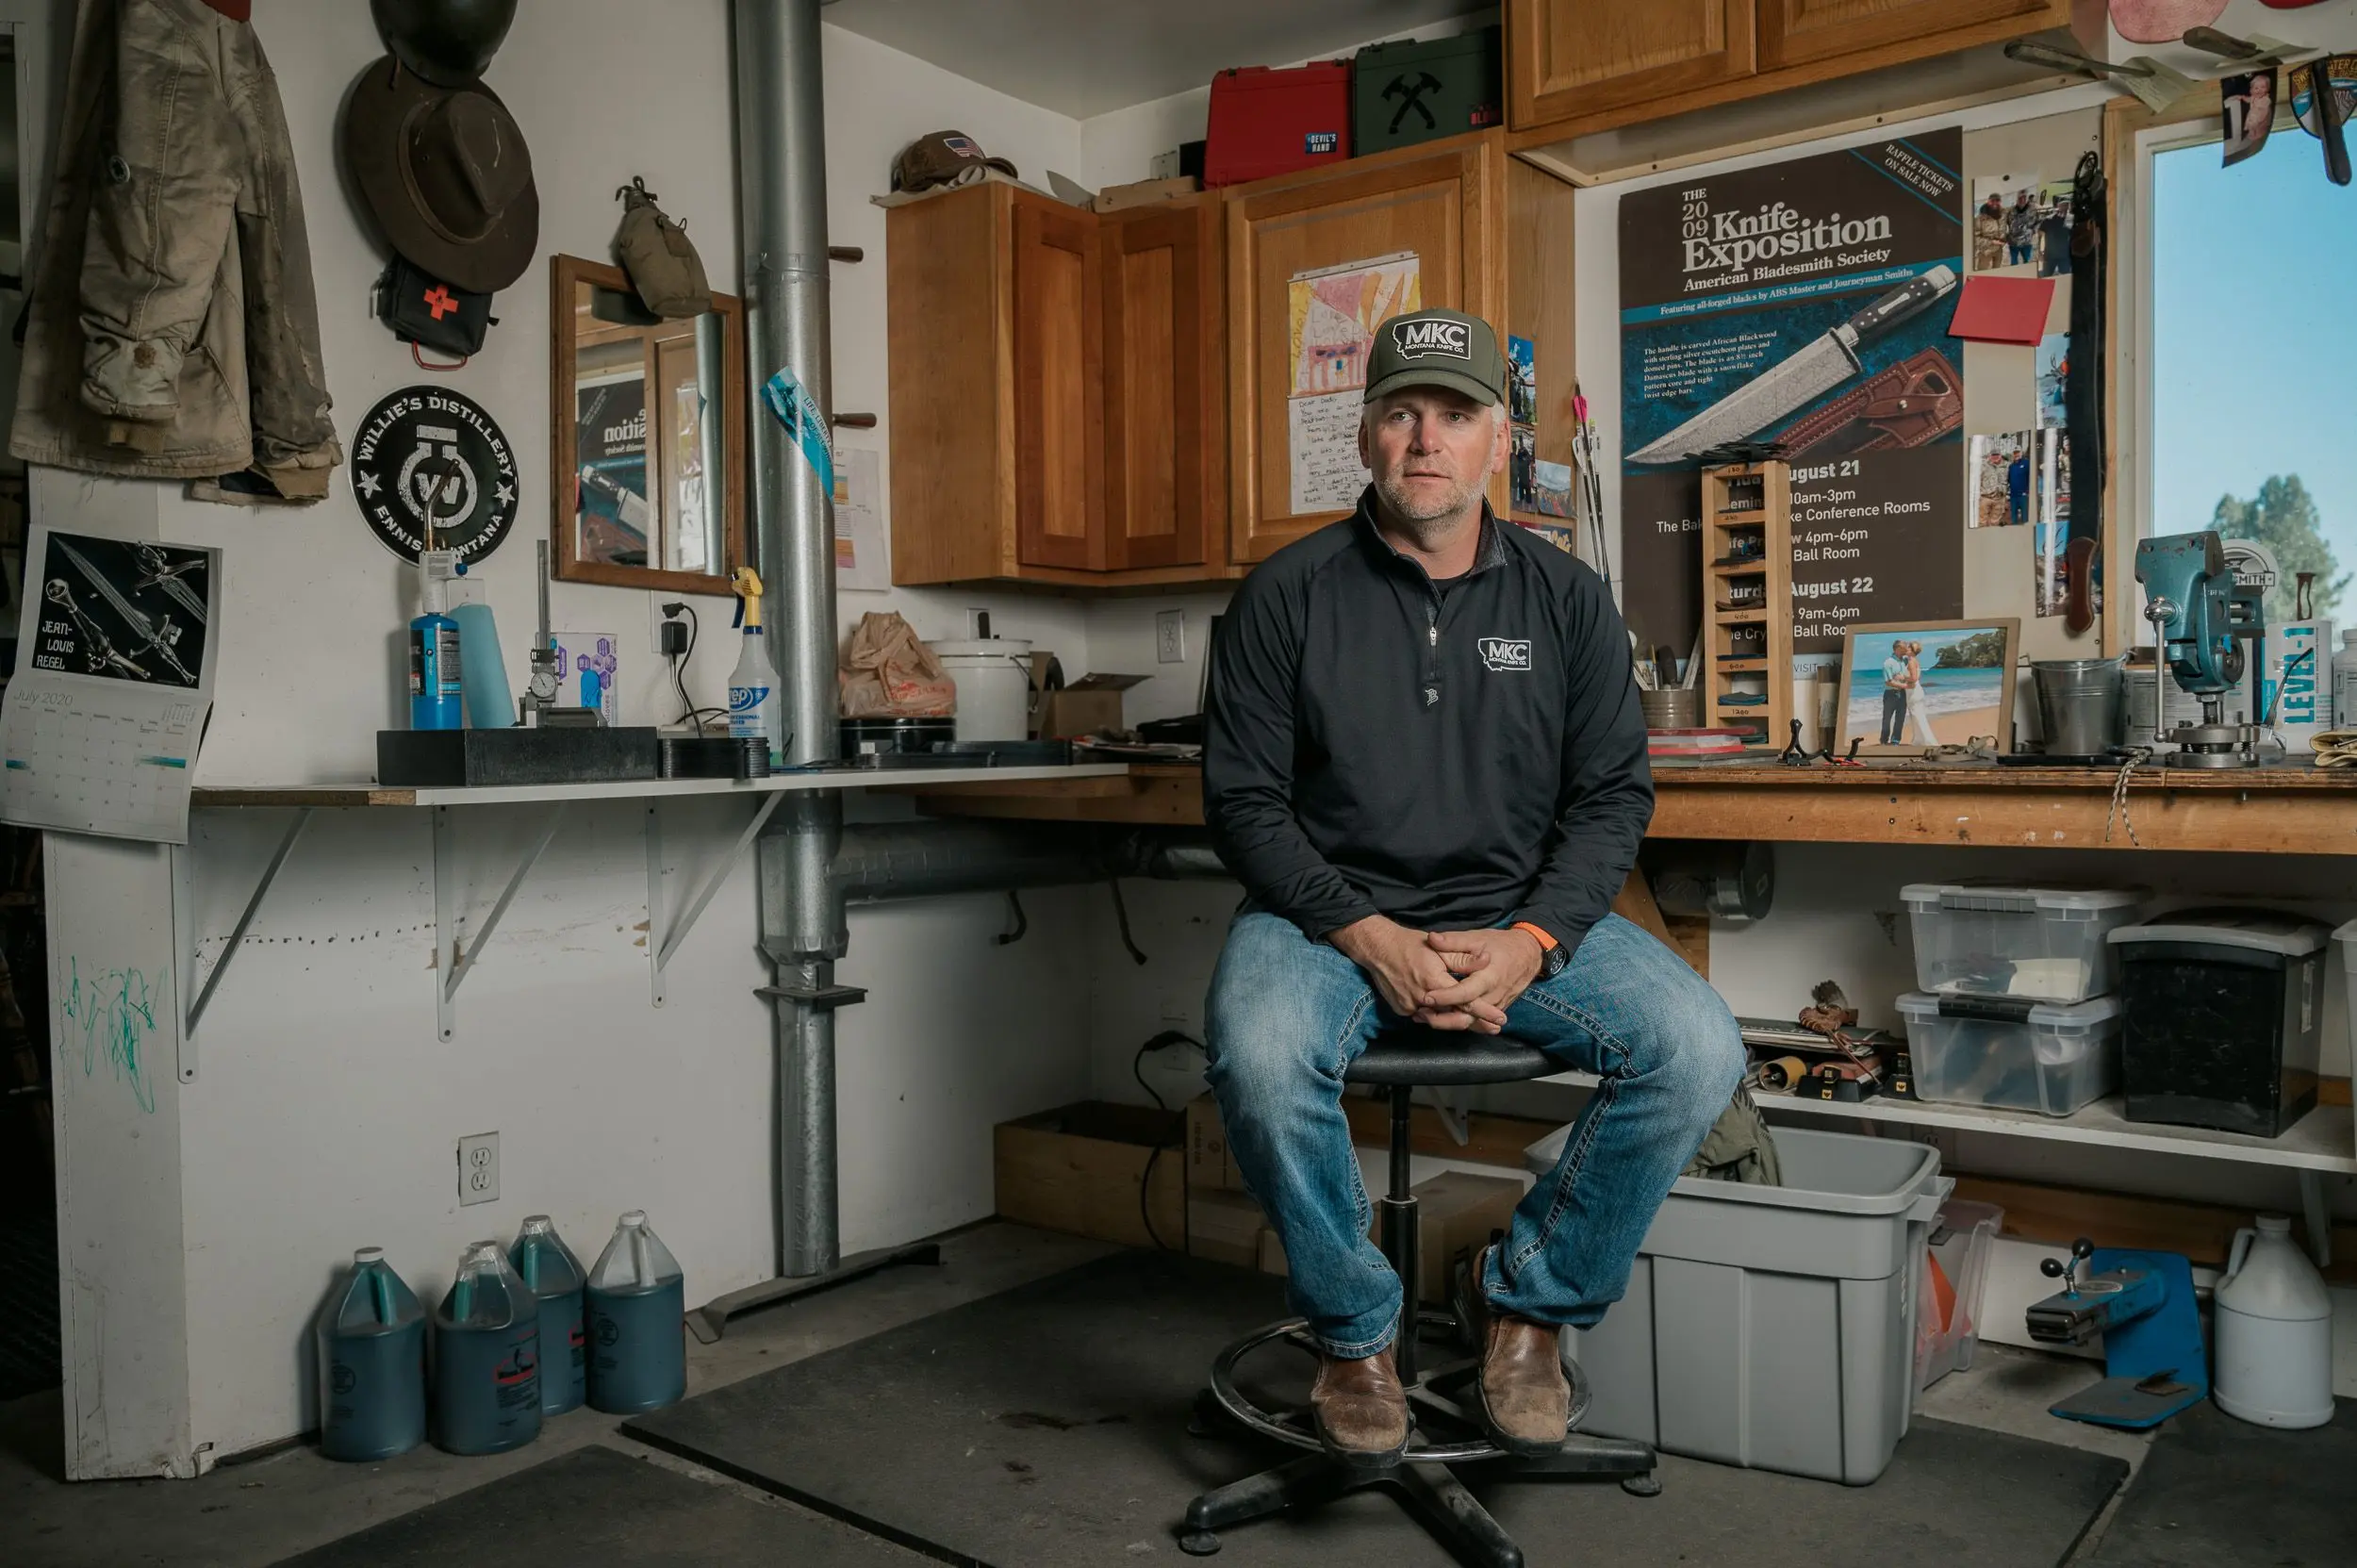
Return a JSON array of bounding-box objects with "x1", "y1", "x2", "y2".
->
[{"x1": 1362, "y1": 307, "x2": 1506, "y2": 407}]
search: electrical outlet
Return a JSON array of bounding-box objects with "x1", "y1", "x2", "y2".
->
[
  {"x1": 1160, "y1": 991, "x2": 1194, "y2": 1024},
  {"x1": 456, "y1": 1131, "x2": 500, "y2": 1207},
  {"x1": 1155, "y1": 609, "x2": 1186, "y2": 665},
  {"x1": 965, "y1": 607, "x2": 989, "y2": 639}
]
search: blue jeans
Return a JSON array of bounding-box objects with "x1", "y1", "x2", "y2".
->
[{"x1": 1205, "y1": 911, "x2": 1744, "y2": 1357}]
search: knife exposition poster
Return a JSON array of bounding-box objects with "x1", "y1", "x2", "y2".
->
[{"x1": 1619, "y1": 130, "x2": 1967, "y2": 661}]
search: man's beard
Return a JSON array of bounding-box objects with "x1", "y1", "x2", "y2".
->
[{"x1": 1373, "y1": 469, "x2": 1485, "y2": 546}]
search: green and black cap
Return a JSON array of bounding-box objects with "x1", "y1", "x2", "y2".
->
[{"x1": 1362, "y1": 307, "x2": 1506, "y2": 407}]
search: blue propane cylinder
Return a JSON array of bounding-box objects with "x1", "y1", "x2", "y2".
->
[
  {"x1": 313, "y1": 1246, "x2": 427, "y2": 1461},
  {"x1": 510, "y1": 1214, "x2": 587, "y2": 1416},
  {"x1": 585, "y1": 1210, "x2": 686, "y2": 1413},
  {"x1": 432, "y1": 1240, "x2": 541, "y2": 1455}
]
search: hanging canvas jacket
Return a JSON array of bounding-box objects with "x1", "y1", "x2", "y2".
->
[{"x1": 10, "y1": 0, "x2": 339, "y2": 502}]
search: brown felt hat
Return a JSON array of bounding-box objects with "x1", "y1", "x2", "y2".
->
[
  {"x1": 891, "y1": 130, "x2": 1016, "y2": 194},
  {"x1": 342, "y1": 55, "x2": 538, "y2": 293}
]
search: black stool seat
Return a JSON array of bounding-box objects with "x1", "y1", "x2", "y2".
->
[
  {"x1": 1344, "y1": 1032, "x2": 1558, "y2": 1087},
  {"x1": 1178, "y1": 1026, "x2": 1657, "y2": 1567}
]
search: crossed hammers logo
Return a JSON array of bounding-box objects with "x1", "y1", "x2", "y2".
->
[{"x1": 1383, "y1": 71, "x2": 1444, "y2": 134}]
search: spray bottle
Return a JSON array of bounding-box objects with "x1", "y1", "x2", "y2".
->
[
  {"x1": 409, "y1": 550, "x2": 464, "y2": 731},
  {"x1": 728, "y1": 567, "x2": 783, "y2": 767}
]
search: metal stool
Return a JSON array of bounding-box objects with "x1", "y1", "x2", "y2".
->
[{"x1": 1177, "y1": 1032, "x2": 1657, "y2": 1567}]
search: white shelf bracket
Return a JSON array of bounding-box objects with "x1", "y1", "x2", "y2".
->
[
  {"x1": 435, "y1": 801, "x2": 569, "y2": 1041},
  {"x1": 1419, "y1": 1085, "x2": 1472, "y2": 1147},
  {"x1": 648, "y1": 792, "x2": 787, "y2": 1007},
  {"x1": 174, "y1": 807, "x2": 314, "y2": 1070}
]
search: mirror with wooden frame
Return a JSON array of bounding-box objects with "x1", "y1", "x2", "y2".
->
[{"x1": 550, "y1": 255, "x2": 746, "y2": 592}]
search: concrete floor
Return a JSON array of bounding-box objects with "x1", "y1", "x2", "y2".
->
[{"x1": 3, "y1": 1222, "x2": 2151, "y2": 1567}]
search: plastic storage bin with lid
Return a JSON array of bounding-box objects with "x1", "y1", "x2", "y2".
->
[
  {"x1": 1903, "y1": 882, "x2": 2146, "y2": 1002},
  {"x1": 1523, "y1": 1121, "x2": 1950, "y2": 1484},
  {"x1": 1895, "y1": 992, "x2": 2123, "y2": 1116}
]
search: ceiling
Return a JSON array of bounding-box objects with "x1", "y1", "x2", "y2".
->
[{"x1": 821, "y1": 0, "x2": 1491, "y2": 120}]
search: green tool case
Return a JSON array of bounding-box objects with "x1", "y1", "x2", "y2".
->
[{"x1": 1351, "y1": 27, "x2": 1503, "y2": 155}]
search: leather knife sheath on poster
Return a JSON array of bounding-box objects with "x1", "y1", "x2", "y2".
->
[{"x1": 1629, "y1": 267, "x2": 1958, "y2": 465}]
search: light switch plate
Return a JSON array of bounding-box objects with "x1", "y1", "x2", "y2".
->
[{"x1": 457, "y1": 1131, "x2": 500, "y2": 1207}]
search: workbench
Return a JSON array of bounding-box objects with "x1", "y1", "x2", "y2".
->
[
  {"x1": 884, "y1": 756, "x2": 2357, "y2": 1260},
  {"x1": 888, "y1": 759, "x2": 2357, "y2": 857}
]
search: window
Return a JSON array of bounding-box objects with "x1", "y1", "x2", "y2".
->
[{"x1": 2149, "y1": 127, "x2": 2356, "y2": 626}]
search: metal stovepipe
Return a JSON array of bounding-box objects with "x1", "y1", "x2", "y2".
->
[{"x1": 735, "y1": 0, "x2": 841, "y2": 1279}]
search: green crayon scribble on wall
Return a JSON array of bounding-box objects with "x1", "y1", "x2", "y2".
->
[{"x1": 60, "y1": 957, "x2": 164, "y2": 1114}]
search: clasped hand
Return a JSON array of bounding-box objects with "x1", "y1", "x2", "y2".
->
[{"x1": 1328, "y1": 916, "x2": 1544, "y2": 1035}]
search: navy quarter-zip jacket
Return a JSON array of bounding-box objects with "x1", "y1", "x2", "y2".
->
[{"x1": 1204, "y1": 489, "x2": 1652, "y2": 960}]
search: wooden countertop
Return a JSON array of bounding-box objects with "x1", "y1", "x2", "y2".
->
[{"x1": 886, "y1": 758, "x2": 2357, "y2": 855}]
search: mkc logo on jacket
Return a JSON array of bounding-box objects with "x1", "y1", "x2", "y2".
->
[
  {"x1": 1393, "y1": 318, "x2": 1471, "y2": 360},
  {"x1": 1479, "y1": 637, "x2": 1532, "y2": 672}
]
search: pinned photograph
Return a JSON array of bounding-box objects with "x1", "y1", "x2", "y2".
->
[
  {"x1": 2222, "y1": 67, "x2": 2278, "y2": 168},
  {"x1": 2036, "y1": 334, "x2": 2069, "y2": 428},
  {"x1": 1838, "y1": 620, "x2": 2019, "y2": 750},
  {"x1": 1968, "y1": 431, "x2": 2037, "y2": 528},
  {"x1": 1972, "y1": 173, "x2": 2043, "y2": 269},
  {"x1": 1507, "y1": 334, "x2": 1538, "y2": 425},
  {"x1": 2035, "y1": 180, "x2": 2074, "y2": 276}
]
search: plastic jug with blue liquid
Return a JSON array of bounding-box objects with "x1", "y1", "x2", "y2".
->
[
  {"x1": 313, "y1": 1246, "x2": 426, "y2": 1461},
  {"x1": 510, "y1": 1214, "x2": 586, "y2": 1416},
  {"x1": 433, "y1": 1240, "x2": 541, "y2": 1455},
  {"x1": 585, "y1": 1210, "x2": 686, "y2": 1413}
]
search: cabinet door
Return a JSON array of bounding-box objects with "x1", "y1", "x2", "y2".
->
[
  {"x1": 1508, "y1": 0, "x2": 1755, "y2": 128},
  {"x1": 1101, "y1": 199, "x2": 1225, "y2": 572},
  {"x1": 1757, "y1": 0, "x2": 2060, "y2": 71},
  {"x1": 1227, "y1": 136, "x2": 1505, "y2": 566},
  {"x1": 1013, "y1": 195, "x2": 1105, "y2": 571}
]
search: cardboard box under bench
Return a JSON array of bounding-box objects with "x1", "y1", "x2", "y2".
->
[{"x1": 994, "y1": 1101, "x2": 1184, "y2": 1250}]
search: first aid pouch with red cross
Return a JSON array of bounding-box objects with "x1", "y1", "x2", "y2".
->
[{"x1": 374, "y1": 256, "x2": 497, "y2": 365}]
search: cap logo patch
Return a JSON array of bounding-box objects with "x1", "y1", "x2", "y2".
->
[
  {"x1": 1393, "y1": 318, "x2": 1472, "y2": 360},
  {"x1": 941, "y1": 135, "x2": 981, "y2": 157}
]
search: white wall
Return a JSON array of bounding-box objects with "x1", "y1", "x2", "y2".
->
[{"x1": 37, "y1": 0, "x2": 1120, "y2": 1468}]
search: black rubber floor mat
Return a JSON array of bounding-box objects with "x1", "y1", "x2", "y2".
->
[
  {"x1": 267, "y1": 1444, "x2": 918, "y2": 1566},
  {"x1": 2088, "y1": 1395, "x2": 2357, "y2": 1565},
  {"x1": 625, "y1": 1249, "x2": 2127, "y2": 1567}
]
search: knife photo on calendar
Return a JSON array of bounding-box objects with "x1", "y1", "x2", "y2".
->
[{"x1": 1627, "y1": 267, "x2": 1958, "y2": 465}]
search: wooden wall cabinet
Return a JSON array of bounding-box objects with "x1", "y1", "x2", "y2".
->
[
  {"x1": 1508, "y1": 0, "x2": 2071, "y2": 139},
  {"x1": 1225, "y1": 131, "x2": 1574, "y2": 566},
  {"x1": 886, "y1": 182, "x2": 1229, "y2": 587}
]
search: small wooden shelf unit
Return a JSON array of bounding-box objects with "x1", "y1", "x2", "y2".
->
[{"x1": 1699, "y1": 460, "x2": 1792, "y2": 748}]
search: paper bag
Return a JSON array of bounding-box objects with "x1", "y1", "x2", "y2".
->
[{"x1": 838, "y1": 612, "x2": 958, "y2": 717}]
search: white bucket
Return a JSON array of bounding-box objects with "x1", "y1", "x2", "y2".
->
[{"x1": 927, "y1": 638, "x2": 1033, "y2": 742}]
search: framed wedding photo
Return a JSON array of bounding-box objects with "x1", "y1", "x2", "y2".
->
[{"x1": 1836, "y1": 619, "x2": 2019, "y2": 752}]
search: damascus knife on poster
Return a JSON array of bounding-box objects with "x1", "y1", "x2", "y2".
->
[{"x1": 1628, "y1": 265, "x2": 1958, "y2": 466}]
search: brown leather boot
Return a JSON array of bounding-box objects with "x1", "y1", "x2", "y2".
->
[
  {"x1": 1473, "y1": 1245, "x2": 1569, "y2": 1457},
  {"x1": 1310, "y1": 1345, "x2": 1409, "y2": 1470}
]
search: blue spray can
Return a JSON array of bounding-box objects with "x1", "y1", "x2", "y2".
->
[
  {"x1": 408, "y1": 550, "x2": 464, "y2": 730},
  {"x1": 313, "y1": 1246, "x2": 427, "y2": 1461},
  {"x1": 510, "y1": 1214, "x2": 587, "y2": 1416}
]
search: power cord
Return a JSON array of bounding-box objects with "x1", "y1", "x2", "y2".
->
[
  {"x1": 663, "y1": 601, "x2": 730, "y2": 732},
  {"x1": 1133, "y1": 1030, "x2": 1205, "y2": 1251}
]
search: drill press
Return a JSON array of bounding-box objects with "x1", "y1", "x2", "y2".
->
[{"x1": 2133, "y1": 530, "x2": 2265, "y2": 767}]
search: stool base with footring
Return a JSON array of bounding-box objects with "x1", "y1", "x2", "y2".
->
[{"x1": 1176, "y1": 1033, "x2": 1658, "y2": 1567}]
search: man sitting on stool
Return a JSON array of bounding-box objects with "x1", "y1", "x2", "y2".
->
[{"x1": 1201, "y1": 308, "x2": 1744, "y2": 1469}]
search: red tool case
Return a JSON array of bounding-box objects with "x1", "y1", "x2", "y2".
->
[{"x1": 1204, "y1": 61, "x2": 1353, "y2": 188}]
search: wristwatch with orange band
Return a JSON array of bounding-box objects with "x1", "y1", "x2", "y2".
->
[{"x1": 1512, "y1": 921, "x2": 1569, "y2": 981}]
